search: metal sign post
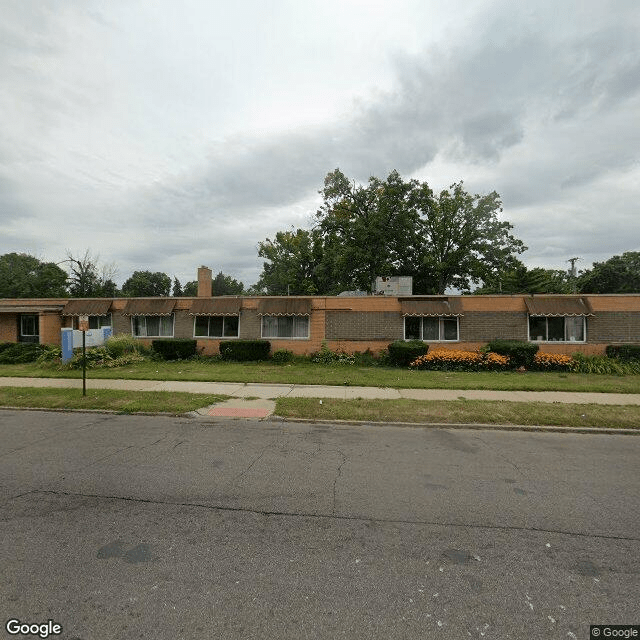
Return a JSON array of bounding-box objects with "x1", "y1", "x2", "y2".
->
[{"x1": 78, "y1": 315, "x2": 89, "y2": 397}]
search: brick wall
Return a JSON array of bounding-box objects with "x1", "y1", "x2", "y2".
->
[
  {"x1": 39, "y1": 312, "x2": 62, "y2": 345},
  {"x1": 326, "y1": 311, "x2": 403, "y2": 341},
  {"x1": 587, "y1": 312, "x2": 640, "y2": 343},
  {"x1": 0, "y1": 314, "x2": 18, "y2": 342},
  {"x1": 459, "y1": 312, "x2": 529, "y2": 342}
]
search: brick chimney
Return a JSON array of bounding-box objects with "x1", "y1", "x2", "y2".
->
[{"x1": 197, "y1": 266, "x2": 212, "y2": 297}]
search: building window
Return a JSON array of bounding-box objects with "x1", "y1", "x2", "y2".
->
[
  {"x1": 404, "y1": 316, "x2": 459, "y2": 341},
  {"x1": 194, "y1": 315, "x2": 239, "y2": 338},
  {"x1": 529, "y1": 316, "x2": 585, "y2": 342},
  {"x1": 72, "y1": 314, "x2": 112, "y2": 330},
  {"x1": 19, "y1": 314, "x2": 39, "y2": 343},
  {"x1": 131, "y1": 315, "x2": 174, "y2": 337},
  {"x1": 261, "y1": 315, "x2": 309, "y2": 339}
]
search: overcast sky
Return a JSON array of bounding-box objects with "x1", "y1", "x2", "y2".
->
[{"x1": 1, "y1": 0, "x2": 639, "y2": 289}]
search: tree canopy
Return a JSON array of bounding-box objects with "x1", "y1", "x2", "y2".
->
[
  {"x1": 0, "y1": 253, "x2": 69, "y2": 298},
  {"x1": 121, "y1": 271, "x2": 172, "y2": 297},
  {"x1": 256, "y1": 169, "x2": 527, "y2": 295},
  {"x1": 65, "y1": 250, "x2": 118, "y2": 297},
  {"x1": 474, "y1": 260, "x2": 573, "y2": 294},
  {"x1": 578, "y1": 252, "x2": 640, "y2": 293}
]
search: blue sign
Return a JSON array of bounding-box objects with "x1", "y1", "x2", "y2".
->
[{"x1": 61, "y1": 329, "x2": 74, "y2": 363}]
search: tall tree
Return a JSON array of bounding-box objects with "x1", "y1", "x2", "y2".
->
[
  {"x1": 0, "y1": 253, "x2": 68, "y2": 298},
  {"x1": 474, "y1": 261, "x2": 572, "y2": 294},
  {"x1": 256, "y1": 229, "x2": 325, "y2": 295},
  {"x1": 66, "y1": 250, "x2": 118, "y2": 297},
  {"x1": 412, "y1": 181, "x2": 526, "y2": 294},
  {"x1": 172, "y1": 277, "x2": 183, "y2": 297},
  {"x1": 182, "y1": 281, "x2": 198, "y2": 296},
  {"x1": 316, "y1": 169, "x2": 421, "y2": 293},
  {"x1": 578, "y1": 251, "x2": 640, "y2": 293},
  {"x1": 121, "y1": 271, "x2": 171, "y2": 297},
  {"x1": 212, "y1": 271, "x2": 244, "y2": 296}
]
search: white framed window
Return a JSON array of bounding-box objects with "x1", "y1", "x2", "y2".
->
[
  {"x1": 19, "y1": 314, "x2": 39, "y2": 343},
  {"x1": 73, "y1": 314, "x2": 112, "y2": 330},
  {"x1": 528, "y1": 316, "x2": 585, "y2": 342},
  {"x1": 132, "y1": 315, "x2": 174, "y2": 338},
  {"x1": 194, "y1": 315, "x2": 239, "y2": 338},
  {"x1": 261, "y1": 315, "x2": 309, "y2": 339},
  {"x1": 404, "y1": 316, "x2": 459, "y2": 341}
]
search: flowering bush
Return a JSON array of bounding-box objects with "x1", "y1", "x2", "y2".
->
[
  {"x1": 532, "y1": 352, "x2": 574, "y2": 372},
  {"x1": 410, "y1": 348, "x2": 510, "y2": 371}
]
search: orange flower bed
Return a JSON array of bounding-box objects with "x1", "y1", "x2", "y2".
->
[
  {"x1": 410, "y1": 348, "x2": 510, "y2": 371},
  {"x1": 533, "y1": 352, "x2": 574, "y2": 371}
]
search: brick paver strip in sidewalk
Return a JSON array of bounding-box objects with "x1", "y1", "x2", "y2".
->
[{"x1": 207, "y1": 407, "x2": 271, "y2": 418}]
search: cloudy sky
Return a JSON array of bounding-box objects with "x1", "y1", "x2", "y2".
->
[{"x1": 1, "y1": 0, "x2": 639, "y2": 289}]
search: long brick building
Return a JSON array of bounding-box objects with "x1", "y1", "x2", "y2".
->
[{"x1": 1, "y1": 267, "x2": 639, "y2": 356}]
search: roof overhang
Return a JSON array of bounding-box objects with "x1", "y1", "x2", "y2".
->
[
  {"x1": 257, "y1": 298, "x2": 311, "y2": 316},
  {"x1": 189, "y1": 298, "x2": 241, "y2": 316},
  {"x1": 525, "y1": 297, "x2": 594, "y2": 316},
  {"x1": 121, "y1": 299, "x2": 176, "y2": 316}
]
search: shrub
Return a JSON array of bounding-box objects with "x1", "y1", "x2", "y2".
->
[
  {"x1": 66, "y1": 347, "x2": 145, "y2": 369},
  {"x1": 387, "y1": 340, "x2": 428, "y2": 367},
  {"x1": 570, "y1": 353, "x2": 640, "y2": 375},
  {"x1": 532, "y1": 352, "x2": 574, "y2": 372},
  {"x1": 606, "y1": 344, "x2": 640, "y2": 361},
  {"x1": 105, "y1": 334, "x2": 147, "y2": 358},
  {"x1": 271, "y1": 349, "x2": 295, "y2": 364},
  {"x1": 352, "y1": 349, "x2": 379, "y2": 367},
  {"x1": 0, "y1": 342, "x2": 47, "y2": 364},
  {"x1": 311, "y1": 342, "x2": 355, "y2": 365},
  {"x1": 410, "y1": 348, "x2": 510, "y2": 371},
  {"x1": 219, "y1": 340, "x2": 270, "y2": 361},
  {"x1": 151, "y1": 339, "x2": 197, "y2": 360},
  {"x1": 36, "y1": 345, "x2": 62, "y2": 364},
  {"x1": 486, "y1": 340, "x2": 538, "y2": 369}
]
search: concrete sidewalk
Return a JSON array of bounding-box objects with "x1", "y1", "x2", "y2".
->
[{"x1": 2, "y1": 376, "x2": 640, "y2": 412}]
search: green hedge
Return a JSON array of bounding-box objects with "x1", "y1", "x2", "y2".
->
[
  {"x1": 387, "y1": 340, "x2": 428, "y2": 367},
  {"x1": 0, "y1": 342, "x2": 46, "y2": 364},
  {"x1": 486, "y1": 340, "x2": 539, "y2": 369},
  {"x1": 219, "y1": 340, "x2": 271, "y2": 361},
  {"x1": 151, "y1": 339, "x2": 197, "y2": 360},
  {"x1": 605, "y1": 344, "x2": 640, "y2": 361}
]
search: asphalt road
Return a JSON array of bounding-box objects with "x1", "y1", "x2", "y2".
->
[{"x1": 0, "y1": 409, "x2": 638, "y2": 640}]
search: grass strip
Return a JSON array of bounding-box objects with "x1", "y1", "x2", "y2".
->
[
  {"x1": 2, "y1": 361, "x2": 640, "y2": 393},
  {"x1": 0, "y1": 387, "x2": 228, "y2": 414},
  {"x1": 274, "y1": 397, "x2": 640, "y2": 429}
]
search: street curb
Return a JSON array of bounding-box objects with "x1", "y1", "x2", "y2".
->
[
  {"x1": 266, "y1": 415, "x2": 640, "y2": 435},
  {"x1": 0, "y1": 406, "x2": 187, "y2": 417}
]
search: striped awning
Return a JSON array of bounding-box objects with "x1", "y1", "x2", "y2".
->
[
  {"x1": 62, "y1": 299, "x2": 112, "y2": 316},
  {"x1": 525, "y1": 297, "x2": 594, "y2": 317},
  {"x1": 257, "y1": 298, "x2": 311, "y2": 316},
  {"x1": 121, "y1": 299, "x2": 176, "y2": 316},
  {"x1": 189, "y1": 298, "x2": 241, "y2": 316},
  {"x1": 401, "y1": 298, "x2": 464, "y2": 317}
]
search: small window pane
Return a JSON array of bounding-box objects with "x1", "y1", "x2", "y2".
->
[
  {"x1": 442, "y1": 318, "x2": 458, "y2": 341},
  {"x1": 422, "y1": 317, "x2": 439, "y2": 340},
  {"x1": 133, "y1": 317, "x2": 146, "y2": 336},
  {"x1": 529, "y1": 317, "x2": 547, "y2": 341},
  {"x1": 209, "y1": 316, "x2": 224, "y2": 337},
  {"x1": 547, "y1": 317, "x2": 564, "y2": 341},
  {"x1": 223, "y1": 316, "x2": 239, "y2": 337},
  {"x1": 292, "y1": 316, "x2": 308, "y2": 338},
  {"x1": 405, "y1": 317, "x2": 421, "y2": 340},
  {"x1": 146, "y1": 317, "x2": 160, "y2": 336},
  {"x1": 195, "y1": 317, "x2": 209, "y2": 337},
  {"x1": 262, "y1": 316, "x2": 277, "y2": 338},
  {"x1": 277, "y1": 316, "x2": 294, "y2": 338},
  {"x1": 160, "y1": 316, "x2": 173, "y2": 336},
  {"x1": 565, "y1": 316, "x2": 584, "y2": 342},
  {"x1": 21, "y1": 315, "x2": 38, "y2": 336}
]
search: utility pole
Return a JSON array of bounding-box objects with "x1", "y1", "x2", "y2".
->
[{"x1": 567, "y1": 257, "x2": 580, "y2": 293}]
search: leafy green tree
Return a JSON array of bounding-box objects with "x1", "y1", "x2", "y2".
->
[
  {"x1": 578, "y1": 251, "x2": 640, "y2": 293},
  {"x1": 0, "y1": 253, "x2": 68, "y2": 298},
  {"x1": 172, "y1": 277, "x2": 183, "y2": 297},
  {"x1": 316, "y1": 169, "x2": 421, "y2": 293},
  {"x1": 182, "y1": 281, "x2": 198, "y2": 296},
  {"x1": 475, "y1": 261, "x2": 572, "y2": 294},
  {"x1": 212, "y1": 271, "x2": 244, "y2": 296},
  {"x1": 121, "y1": 271, "x2": 171, "y2": 297},
  {"x1": 256, "y1": 228, "x2": 326, "y2": 295},
  {"x1": 412, "y1": 181, "x2": 526, "y2": 294}
]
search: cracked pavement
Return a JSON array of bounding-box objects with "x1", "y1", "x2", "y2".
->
[{"x1": 0, "y1": 410, "x2": 638, "y2": 639}]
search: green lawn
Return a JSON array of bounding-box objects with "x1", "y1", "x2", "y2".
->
[
  {"x1": 275, "y1": 397, "x2": 640, "y2": 429},
  {"x1": 1, "y1": 359, "x2": 640, "y2": 393},
  {"x1": 0, "y1": 387, "x2": 227, "y2": 414}
]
